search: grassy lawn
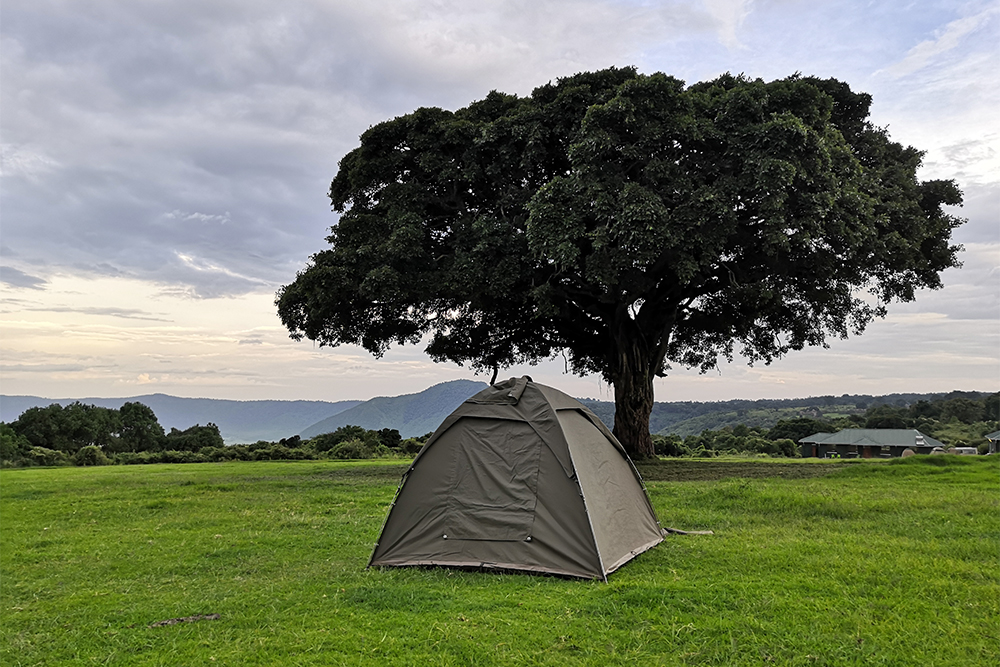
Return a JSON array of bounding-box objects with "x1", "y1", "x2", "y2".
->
[{"x1": 2, "y1": 457, "x2": 997, "y2": 666}]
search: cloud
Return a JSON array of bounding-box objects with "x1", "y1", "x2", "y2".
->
[
  {"x1": 24, "y1": 305, "x2": 172, "y2": 322},
  {"x1": 701, "y1": 0, "x2": 754, "y2": 48},
  {"x1": 1, "y1": 0, "x2": 997, "y2": 402},
  {"x1": 0, "y1": 265, "x2": 48, "y2": 289},
  {"x1": 883, "y1": 5, "x2": 999, "y2": 78}
]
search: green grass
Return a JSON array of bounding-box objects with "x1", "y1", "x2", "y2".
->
[{"x1": 2, "y1": 457, "x2": 997, "y2": 666}]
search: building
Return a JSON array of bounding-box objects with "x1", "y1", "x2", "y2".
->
[
  {"x1": 798, "y1": 429, "x2": 946, "y2": 459},
  {"x1": 985, "y1": 430, "x2": 1000, "y2": 455}
]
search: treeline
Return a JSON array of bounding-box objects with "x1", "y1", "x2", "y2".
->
[
  {"x1": 654, "y1": 392, "x2": 999, "y2": 457},
  {"x1": 3, "y1": 391, "x2": 995, "y2": 466},
  {"x1": 0, "y1": 401, "x2": 432, "y2": 468}
]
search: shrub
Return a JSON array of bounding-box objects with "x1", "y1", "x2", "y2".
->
[
  {"x1": 400, "y1": 438, "x2": 425, "y2": 455},
  {"x1": 26, "y1": 446, "x2": 71, "y2": 467},
  {"x1": 164, "y1": 423, "x2": 224, "y2": 452},
  {"x1": 199, "y1": 446, "x2": 237, "y2": 462},
  {"x1": 73, "y1": 445, "x2": 111, "y2": 466},
  {"x1": 330, "y1": 439, "x2": 373, "y2": 460},
  {"x1": 773, "y1": 438, "x2": 799, "y2": 457},
  {"x1": 0, "y1": 423, "x2": 31, "y2": 461},
  {"x1": 251, "y1": 445, "x2": 314, "y2": 461},
  {"x1": 115, "y1": 451, "x2": 153, "y2": 465},
  {"x1": 156, "y1": 450, "x2": 206, "y2": 464},
  {"x1": 652, "y1": 434, "x2": 687, "y2": 457}
]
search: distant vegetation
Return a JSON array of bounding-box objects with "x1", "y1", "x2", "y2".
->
[
  {"x1": 0, "y1": 401, "x2": 431, "y2": 468},
  {"x1": 649, "y1": 391, "x2": 998, "y2": 457},
  {"x1": 2, "y1": 390, "x2": 995, "y2": 467}
]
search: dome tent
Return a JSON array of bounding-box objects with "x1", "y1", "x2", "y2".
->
[{"x1": 368, "y1": 377, "x2": 663, "y2": 580}]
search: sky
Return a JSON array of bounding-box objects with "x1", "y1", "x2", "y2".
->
[{"x1": 1, "y1": 0, "x2": 998, "y2": 404}]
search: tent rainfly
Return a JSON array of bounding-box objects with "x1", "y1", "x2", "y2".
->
[{"x1": 368, "y1": 377, "x2": 663, "y2": 580}]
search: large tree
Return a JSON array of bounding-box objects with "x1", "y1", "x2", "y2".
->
[{"x1": 277, "y1": 68, "x2": 963, "y2": 459}]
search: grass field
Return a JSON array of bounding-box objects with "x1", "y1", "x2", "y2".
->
[{"x1": 2, "y1": 457, "x2": 997, "y2": 666}]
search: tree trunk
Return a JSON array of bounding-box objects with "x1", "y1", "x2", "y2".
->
[{"x1": 609, "y1": 334, "x2": 657, "y2": 460}]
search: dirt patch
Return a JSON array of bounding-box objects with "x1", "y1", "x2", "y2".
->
[
  {"x1": 635, "y1": 460, "x2": 863, "y2": 482},
  {"x1": 148, "y1": 614, "x2": 220, "y2": 628}
]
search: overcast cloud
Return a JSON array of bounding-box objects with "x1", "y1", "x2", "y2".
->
[{"x1": 1, "y1": 0, "x2": 997, "y2": 402}]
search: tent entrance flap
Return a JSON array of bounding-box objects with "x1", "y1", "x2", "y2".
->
[{"x1": 445, "y1": 418, "x2": 541, "y2": 541}]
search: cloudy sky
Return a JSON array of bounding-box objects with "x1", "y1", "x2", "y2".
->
[{"x1": 2, "y1": 0, "x2": 997, "y2": 404}]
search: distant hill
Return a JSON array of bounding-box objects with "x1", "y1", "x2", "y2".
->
[
  {"x1": 4, "y1": 386, "x2": 990, "y2": 445},
  {"x1": 299, "y1": 380, "x2": 488, "y2": 439},
  {"x1": 580, "y1": 390, "x2": 994, "y2": 437},
  {"x1": 0, "y1": 393, "x2": 359, "y2": 444}
]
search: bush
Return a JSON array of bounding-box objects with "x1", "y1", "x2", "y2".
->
[
  {"x1": 199, "y1": 446, "x2": 237, "y2": 462},
  {"x1": 1, "y1": 423, "x2": 31, "y2": 461},
  {"x1": 26, "y1": 446, "x2": 71, "y2": 467},
  {"x1": 156, "y1": 450, "x2": 206, "y2": 464},
  {"x1": 164, "y1": 423, "x2": 224, "y2": 452},
  {"x1": 73, "y1": 445, "x2": 111, "y2": 466},
  {"x1": 115, "y1": 451, "x2": 154, "y2": 465},
  {"x1": 773, "y1": 438, "x2": 799, "y2": 457},
  {"x1": 250, "y1": 445, "x2": 314, "y2": 461},
  {"x1": 400, "y1": 438, "x2": 425, "y2": 455},
  {"x1": 652, "y1": 434, "x2": 687, "y2": 457},
  {"x1": 330, "y1": 439, "x2": 373, "y2": 460}
]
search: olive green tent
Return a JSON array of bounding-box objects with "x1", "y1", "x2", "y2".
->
[{"x1": 368, "y1": 377, "x2": 663, "y2": 580}]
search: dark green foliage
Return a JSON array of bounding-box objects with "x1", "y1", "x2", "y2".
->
[
  {"x1": 11, "y1": 402, "x2": 120, "y2": 453},
  {"x1": 25, "y1": 446, "x2": 71, "y2": 467},
  {"x1": 864, "y1": 404, "x2": 908, "y2": 428},
  {"x1": 768, "y1": 417, "x2": 836, "y2": 442},
  {"x1": 399, "y1": 437, "x2": 425, "y2": 455},
  {"x1": 377, "y1": 428, "x2": 402, "y2": 449},
  {"x1": 660, "y1": 391, "x2": 999, "y2": 458},
  {"x1": 3, "y1": 400, "x2": 228, "y2": 466},
  {"x1": 939, "y1": 397, "x2": 984, "y2": 423},
  {"x1": 330, "y1": 439, "x2": 374, "y2": 460},
  {"x1": 72, "y1": 445, "x2": 111, "y2": 467},
  {"x1": 772, "y1": 438, "x2": 799, "y2": 457},
  {"x1": 251, "y1": 445, "x2": 313, "y2": 461},
  {"x1": 652, "y1": 433, "x2": 687, "y2": 457},
  {"x1": 164, "y1": 423, "x2": 225, "y2": 452},
  {"x1": 278, "y1": 68, "x2": 964, "y2": 459},
  {"x1": 0, "y1": 423, "x2": 31, "y2": 461},
  {"x1": 116, "y1": 401, "x2": 165, "y2": 452},
  {"x1": 308, "y1": 425, "x2": 378, "y2": 453}
]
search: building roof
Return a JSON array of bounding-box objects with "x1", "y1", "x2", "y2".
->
[
  {"x1": 985, "y1": 430, "x2": 1000, "y2": 442},
  {"x1": 797, "y1": 429, "x2": 945, "y2": 448},
  {"x1": 800, "y1": 432, "x2": 835, "y2": 444}
]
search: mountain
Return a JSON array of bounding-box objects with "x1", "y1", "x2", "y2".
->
[
  {"x1": 580, "y1": 390, "x2": 994, "y2": 437},
  {"x1": 5, "y1": 386, "x2": 990, "y2": 446},
  {"x1": 0, "y1": 393, "x2": 359, "y2": 444},
  {"x1": 299, "y1": 379, "x2": 488, "y2": 439}
]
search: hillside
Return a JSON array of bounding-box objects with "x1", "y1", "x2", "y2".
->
[
  {"x1": 299, "y1": 380, "x2": 488, "y2": 439},
  {"x1": 5, "y1": 386, "x2": 991, "y2": 446},
  {"x1": 0, "y1": 394, "x2": 359, "y2": 444},
  {"x1": 580, "y1": 390, "x2": 993, "y2": 436}
]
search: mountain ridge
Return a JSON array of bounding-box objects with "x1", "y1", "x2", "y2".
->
[{"x1": 4, "y1": 386, "x2": 992, "y2": 444}]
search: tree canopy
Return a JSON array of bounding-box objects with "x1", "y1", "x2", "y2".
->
[{"x1": 277, "y1": 67, "x2": 964, "y2": 458}]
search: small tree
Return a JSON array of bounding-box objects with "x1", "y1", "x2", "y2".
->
[
  {"x1": 73, "y1": 445, "x2": 111, "y2": 466},
  {"x1": 117, "y1": 402, "x2": 166, "y2": 452}
]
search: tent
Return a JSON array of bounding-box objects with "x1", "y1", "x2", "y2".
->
[{"x1": 368, "y1": 376, "x2": 663, "y2": 580}]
